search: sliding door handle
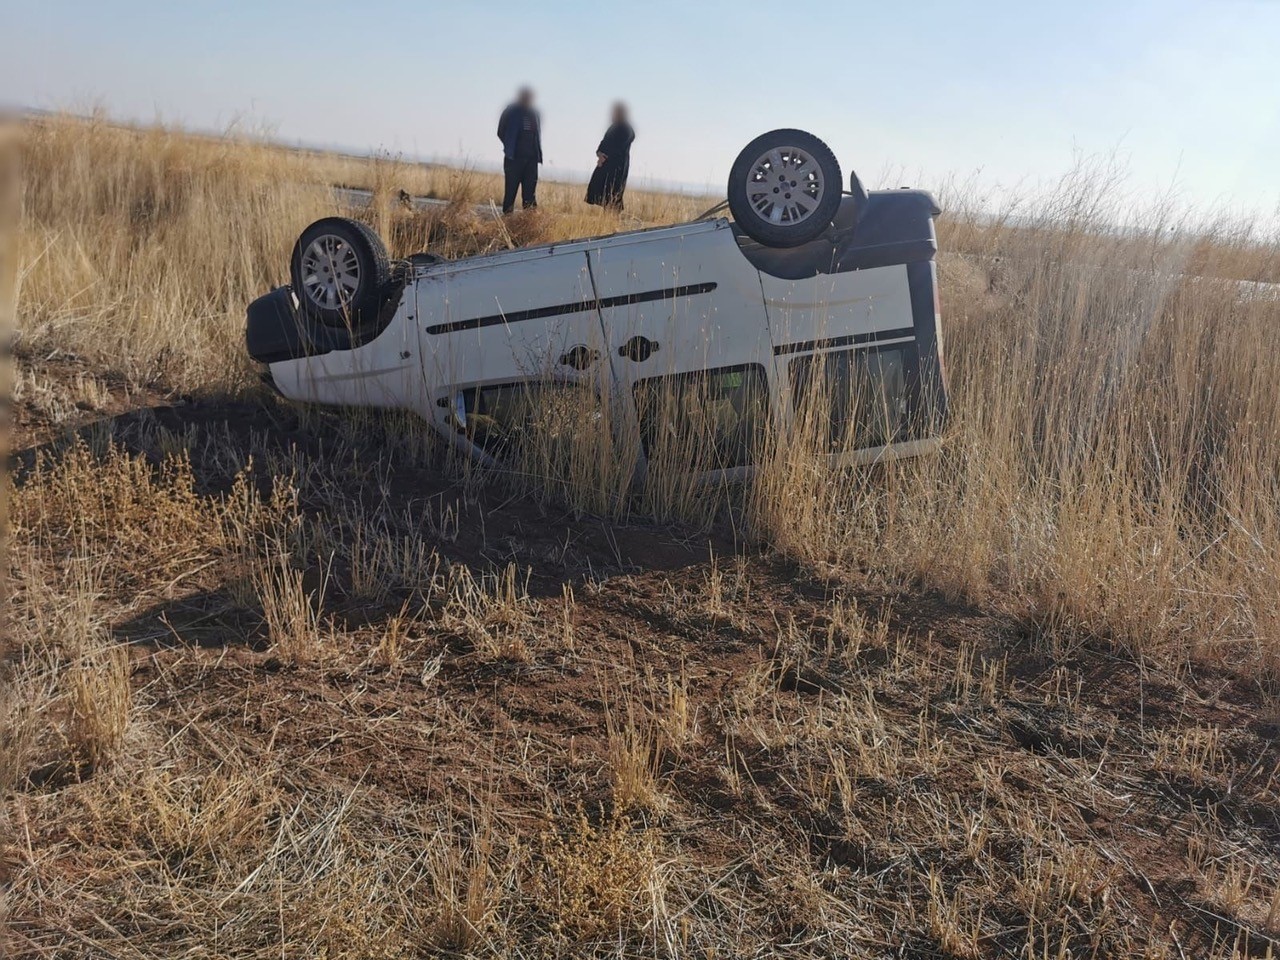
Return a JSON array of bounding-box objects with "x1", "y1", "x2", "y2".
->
[
  {"x1": 558, "y1": 345, "x2": 600, "y2": 370},
  {"x1": 619, "y1": 336, "x2": 659, "y2": 363}
]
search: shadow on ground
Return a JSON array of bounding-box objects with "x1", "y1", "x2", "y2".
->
[{"x1": 13, "y1": 377, "x2": 732, "y2": 653}]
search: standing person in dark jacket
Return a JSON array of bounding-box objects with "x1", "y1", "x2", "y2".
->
[
  {"x1": 585, "y1": 102, "x2": 634, "y2": 211},
  {"x1": 497, "y1": 86, "x2": 542, "y2": 214}
]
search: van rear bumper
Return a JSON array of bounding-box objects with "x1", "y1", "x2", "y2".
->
[{"x1": 246, "y1": 286, "x2": 309, "y2": 364}]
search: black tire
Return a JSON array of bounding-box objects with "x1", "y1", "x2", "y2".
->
[
  {"x1": 727, "y1": 129, "x2": 843, "y2": 248},
  {"x1": 289, "y1": 217, "x2": 391, "y2": 327}
]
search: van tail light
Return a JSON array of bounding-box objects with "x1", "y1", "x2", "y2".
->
[{"x1": 931, "y1": 263, "x2": 947, "y2": 389}]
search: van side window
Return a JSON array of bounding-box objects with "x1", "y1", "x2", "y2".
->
[
  {"x1": 456, "y1": 381, "x2": 597, "y2": 462},
  {"x1": 790, "y1": 344, "x2": 915, "y2": 450},
  {"x1": 633, "y1": 364, "x2": 770, "y2": 471}
]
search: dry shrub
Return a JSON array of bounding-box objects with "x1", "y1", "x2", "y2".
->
[
  {"x1": 3, "y1": 553, "x2": 132, "y2": 785},
  {"x1": 13, "y1": 441, "x2": 229, "y2": 597},
  {"x1": 6, "y1": 440, "x2": 325, "y2": 780},
  {"x1": 422, "y1": 812, "x2": 506, "y2": 952},
  {"x1": 255, "y1": 544, "x2": 327, "y2": 662},
  {"x1": 12, "y1": 367, "x2": 112, "y2": 429},
  {"x1": 12, "y1": 442, "x2": 319, "y2": 648},
  {"x1": 1153, "y1": 725, "x2": 1224, "y2": 785},
  {"x1": 658, "y1": 669, "x2": 698, "y2": 752},
  {"x1": 136, "y1": 767, "x2": 283, "y2": 873},
  {"x1": 440, "y1": 563, "x2": 558, "y2": 662},
  {"x1": 446, "y1": 376, "x2": 636, "y2": 518},
  {"x1": 1013, "y1": 845, "x2": 1108, "y2": 924},
  {"x1": 8, "y1": 757, "x2": 428, "y2": 959},
  {"x1": 65, "y1": 641, "x2": 131, "y2": 775},
  {"x1": 1, "y1": 660, "x2": 129, "y2": 789},
  {"x1": 348, "y1": 520, "x2": 443, "y2": 606},
  {"x1": 221, "y1": 464, "x2": 305, "y2": 604},
  {"x1": 606, "y1": 700, "x2": 664, "y2": 814},
  {"x1": 15, "y1": 115, "x2": 333, "y2": 388},
  {"x1": 539, "y1": 807, "x2": 663, "y2": 943},
  {"x1": 924, "y1": 870, "x2": 986, "y2": 959},
  {"x1": 0, "y1": 674, "x2": 45, "y2": 795},
  {"x1": 1205, "y1": 861, "x2": 1260, "y2": 919}
]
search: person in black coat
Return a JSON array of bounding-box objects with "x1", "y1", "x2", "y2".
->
[
  {"x1": 497, "y1": 86, "x2": 542, "y2": 214},
  {"x1": 585, "y1": 102, "x2": 634, "y2": 211}
]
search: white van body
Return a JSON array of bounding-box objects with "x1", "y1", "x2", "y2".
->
[{"x1": 249, "y1": 192, "x2": 946, "y2": 483}]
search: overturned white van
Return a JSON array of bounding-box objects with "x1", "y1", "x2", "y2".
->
[{"x1": 246, "y1": 129, "x2": 947, "y2": 483}]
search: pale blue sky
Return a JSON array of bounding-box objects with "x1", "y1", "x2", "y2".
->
[{"x1": 4, "y1": 0, "x2": 1278, "y2": 219}]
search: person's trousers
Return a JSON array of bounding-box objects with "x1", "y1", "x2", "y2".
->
[{"x1": 502, "y1": 157, "x2": 538, "y2": 213}]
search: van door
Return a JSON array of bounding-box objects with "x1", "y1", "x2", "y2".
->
[
  {"x1": 588, "y1": 221, "x2": 776, "y2": 481},
  {"x1": 762, "y1": 263, "x2": 938, "y2": 462},
  {"x1": 415, "y1": 248, "x2": 614, "y2": 464}
]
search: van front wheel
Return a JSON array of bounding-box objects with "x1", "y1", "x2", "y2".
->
[{"x1": 290, "y1": 217, "x2": 391, "y2": 327}]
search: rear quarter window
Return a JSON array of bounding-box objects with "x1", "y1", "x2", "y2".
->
[{"x1": 789, "y1": 343, "x2": 918, "y2": 450}]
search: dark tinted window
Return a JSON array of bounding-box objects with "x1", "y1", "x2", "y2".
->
[
  {"x1": 457, "y1": 381, "x2": 595, "y2": 460},
  {"x1": 633, "y1": 364, "x2": 769, "y2": 471},
  {"x1": 790, "y1": 344, "x2": 916, "y2": 450}
]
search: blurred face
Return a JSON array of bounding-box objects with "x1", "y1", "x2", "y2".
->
[
  {"x1": 612, "y1": 102, "x2": 628, "y2": 124},
  {"x1": 517, "y1": 87, "x2": 534, "y2": 109}
]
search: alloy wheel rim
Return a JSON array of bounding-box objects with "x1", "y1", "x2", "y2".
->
[
  {"x1": 744, "y1": 147, "x2": 825, "y2": 225},
  {"x1": 300, "y1": 235, "x2": 361, "y2": 310}
]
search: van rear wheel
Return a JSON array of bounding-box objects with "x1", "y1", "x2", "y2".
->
[
  {"x1": 290, "y1": 217, "x2": 391, "y2": 327},
  {"x1": 727, "y1": 129, "x2": 843, "y2": 248}
]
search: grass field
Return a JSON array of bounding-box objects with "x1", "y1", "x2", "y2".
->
[{"x1": 5, "y1": 114, "x2": 1280, "y2": 958}]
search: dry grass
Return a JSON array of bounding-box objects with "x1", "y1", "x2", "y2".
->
[
  {"x1": 747, "y1": 192, "x2": 1280, "y2": 682},
  {"x1": 5, "y1": 113, "x2": 1280, "y2": 958},
  {"x1": 13, "y1": 113, "x2": 707, "y2": 392},
  {"x1": 539, "y1": 807, "x2": 664, "y2": 943}
]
